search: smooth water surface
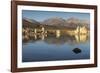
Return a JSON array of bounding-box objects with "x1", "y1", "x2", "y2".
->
[{"x1": 22, "y1": 32, "x2": 90, "y2": 62}]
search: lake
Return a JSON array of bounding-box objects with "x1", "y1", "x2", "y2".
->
[{"x1": 22, "y1": 29, "x2": 90, "y2": 62}]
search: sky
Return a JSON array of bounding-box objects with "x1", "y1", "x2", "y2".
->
[{"x1": 22, "y1": 10, "x2": 90, "y2": 22}]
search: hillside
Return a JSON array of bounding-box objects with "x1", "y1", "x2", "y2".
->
[
  {"x1": 23, "y1": 17, "x2": 90, "y2": 29},
  {"x1": 22, "y1": 18, "x2": 41, "y2": 28}
]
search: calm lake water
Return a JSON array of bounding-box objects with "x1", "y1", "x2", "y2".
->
[{"x1": 22, "y1": 32, "x2": 90, "y2": 62}]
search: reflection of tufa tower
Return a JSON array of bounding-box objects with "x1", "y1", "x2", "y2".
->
[{"x1": 75, "y1": 34, "x2": 87, "y2": 43}]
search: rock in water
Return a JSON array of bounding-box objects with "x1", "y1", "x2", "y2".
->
[{"x1": 72, "y1": 48, "x2": 82, "y2": 54}]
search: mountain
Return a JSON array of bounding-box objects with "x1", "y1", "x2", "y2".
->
[
  {"x1": 23, "y1": 17, "x2": 90, "y2": 29},
  {"x1": 66, "y1": 17, "x2": 89, "y2": 24},
  {"x1": 42, "y1": 17, "x2": 66, "y2": 26},
  {"x1": 66, "y1": 17, "x2": 80, "y2": 24},
  {"x1": 65, "y1": 17, "x2": 90, "y2": 29},
  {"x1": 42, "y1": 17, "x2": 89, "y2": 28},
  {"x1": 66, "y1": 17, "x2": 89, "y2": 28},
  {"x1": 22, "y1": 18, "x2": 41, "y2": 28}
]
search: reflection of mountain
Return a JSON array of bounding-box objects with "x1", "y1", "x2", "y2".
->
[
  {"x1": 22, "y1": 32, "x2": 89, "y2": 45},
  {"x1": 43, "y1": 35, "x2": 75, "y2": 45}
]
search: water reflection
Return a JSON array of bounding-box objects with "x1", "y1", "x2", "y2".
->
[
  {"x1": 22, "y1": 28, "x2": 90, "y2": 62},
  {"x1": 22, "y1": 29, "x2": 89, "y2": 45}
]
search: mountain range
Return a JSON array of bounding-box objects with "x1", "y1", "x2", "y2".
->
[{"x1": 22, "y1": 17, "x2": 90, "y2": 29}]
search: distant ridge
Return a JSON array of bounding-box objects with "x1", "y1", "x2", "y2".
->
[{"x1": 23, "y1": 17, "x2": 89, "y2": 29}]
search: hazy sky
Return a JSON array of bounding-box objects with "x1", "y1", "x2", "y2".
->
[{"x1": 22, "y1": 10, "x2": 90, "y2": 22}]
